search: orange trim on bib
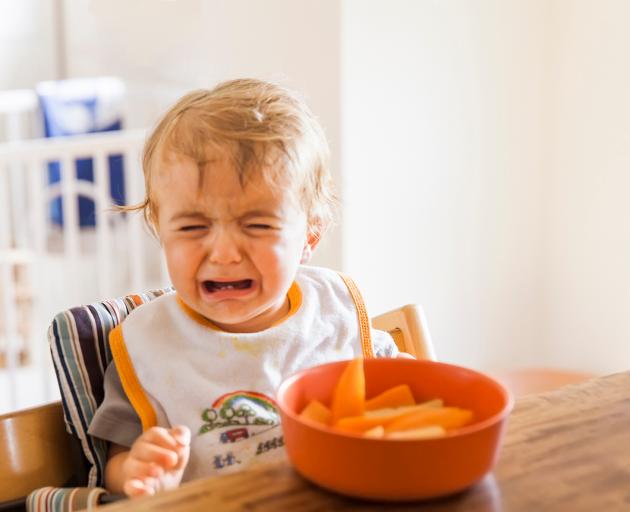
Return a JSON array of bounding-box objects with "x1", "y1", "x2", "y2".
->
[
  {"x1": 130, "y1": 295, "x2": 144, "y2": 307},
  {"x1": 338, "y1": 273, "x2": 374, "y2": 359},
  {"x1": 109, "y1": 325, "x2": 157, "y2": 431},
  {"x1": 176, "y1": 281, "x2": 303, "y2": 330}
]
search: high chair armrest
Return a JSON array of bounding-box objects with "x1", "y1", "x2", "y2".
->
[{"x1": 98, "y1": 493, "x2": 126, "y2": 505}]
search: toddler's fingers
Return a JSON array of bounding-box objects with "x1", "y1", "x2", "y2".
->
[
  {"x1": 123, "y1": 457, "x2": 164, "y2": 480},
  {"x1": 140, "y1": 426, "x2": 181, "y2": 450},
  {"x1": 131, "y1": 440, "x2": 179, "y2": 469},
  {"x1": 170, "y1": 426, "x2": 191, "y2": 471},
  {"x1": 124, "y1": 478, "x2": 156, "y2": 498},
  {"x1": 171, "y1": 425, "x2": 191, "y2": 446}
]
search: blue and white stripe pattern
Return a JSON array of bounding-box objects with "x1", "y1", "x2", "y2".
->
[{"x1": 27, "y1": 288, "x2": 172, "y2": 512}]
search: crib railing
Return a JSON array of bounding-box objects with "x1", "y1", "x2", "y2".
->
[{"x1": 0, "y1": 130, "x2": 169, "y2": 412}]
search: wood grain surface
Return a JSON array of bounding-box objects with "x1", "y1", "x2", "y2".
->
[
  {"x1": 99, "y1": 371, "x2": 630, "y2": 512},
  {"x1": 0, "y1": 402, "x2": 77, "y2": 502}
]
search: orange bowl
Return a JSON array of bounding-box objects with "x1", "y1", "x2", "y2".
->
[{"x1": 276, "y1": 358, "x2": 513, "y2": 501}]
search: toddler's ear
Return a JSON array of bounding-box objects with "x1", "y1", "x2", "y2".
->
[
  {"x1": 301, "y1": 231, "x2": 320, "y2": 263},
  {"x1": 300, "y1": 244, "x2": 313, "y2": 263}
]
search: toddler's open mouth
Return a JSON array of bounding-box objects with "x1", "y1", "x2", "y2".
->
[{"x1": 203, "y1": 279, "x2": 253, "y2": 293}]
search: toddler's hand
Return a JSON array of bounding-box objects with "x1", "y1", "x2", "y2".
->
[
  {"x1": 122, "y1": 425, "x2": 191, "y2": 498},
  {"x1": 397, "y1": 352, "x2": 415, "y2": 359}
]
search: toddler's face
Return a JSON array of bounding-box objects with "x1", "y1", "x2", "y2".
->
[{"x1": 154, "y1": 151, "x2": 311, "y2": 332}]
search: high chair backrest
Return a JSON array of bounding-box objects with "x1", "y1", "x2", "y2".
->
[
  {"x1": 372, "y1": 304, "x2": 436, "y2": 360},
  {"x1": 47, "y1": 289, "x2": 172, "y2": 488},
  {"x1": 13, "y1": 289, "x2": 173, "y2": 511}
]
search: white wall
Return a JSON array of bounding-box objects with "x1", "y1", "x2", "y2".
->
[
  {"x1": 61, "y1": 0, "x2": 343, "y2": 270},
  {"x1": 342, "y1": 0, "x2": 548, "y2": 370},
  {"x1": 3, "y1": 0, "x2": 630, "y2": 381},
  {"x1": 342, "y1": 0, "x2": 630, "y2": 375},
  {"x1": 0, "y1": 0, "x2": 60, "y2": 140},
  {"x1": 543, "y1": 0, "x2": 630, "y2": 373},
  {"x1": 0, "y1": 0, "x2": 58, "y2": 90}
]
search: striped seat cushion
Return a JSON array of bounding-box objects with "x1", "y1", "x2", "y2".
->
[
  {"x1": 26, "y1": 486, "x2": 107, "y2": 512},
  {"x1": 47, "y1": 288, "x2": 172, "y2": 488}
]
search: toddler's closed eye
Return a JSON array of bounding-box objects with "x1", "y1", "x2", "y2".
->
[
  {"x1": 180, "y1": 225, "x2": 206, "y2": 232},
  {"x1": 247, "y1": 224, "x2": 273, "y2": 230}
]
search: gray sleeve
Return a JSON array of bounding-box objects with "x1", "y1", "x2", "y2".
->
[
  {"x1": 88, "y1": 362, "x2": 142, "y2": 448},
  {"x1": 372, "y1": 328, "x2": 400, "y2": 358}
]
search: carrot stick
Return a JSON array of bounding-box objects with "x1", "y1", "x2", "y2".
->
[
  {"x1": 363, "y1": 425, "x2": 385, "y2": 439},
  {"x1": 385, "y1": 425, "x2": 446, "y2": 440},
  {"x1": 335, "y1": 400, "x2": 442, "y2": 433},
  {"x1": 299, "y1": 399, "x2": 332, "y2": 426},
  {"x1": 385, "y1": 407, "x2": 473, "y2": 434},
  {"x1": 364, "y1": 399, "x2": 443, "y2": 418},
  {"x1": 365, "y1": 384, "x2": 416, "y2": 411},
  {"x1": 330, "y1": 358, "x2": 365, "y2": 424}
]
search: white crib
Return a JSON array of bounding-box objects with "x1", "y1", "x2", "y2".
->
[{"x1": 0, "y1": 130, "x2": 169, "y2": 413}]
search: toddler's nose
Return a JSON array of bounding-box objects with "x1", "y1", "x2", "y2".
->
[{"x1": 208, "y1": 228, "x2": 242, "y2": 264}]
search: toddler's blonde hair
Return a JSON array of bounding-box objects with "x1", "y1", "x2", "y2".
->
[{"x1": 132, "y1": 78, "x2": 335, "y2": 240}]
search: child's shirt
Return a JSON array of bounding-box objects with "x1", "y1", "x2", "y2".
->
[{"x1": 88, "y1": 265, "x2": 398, "y2": 481}]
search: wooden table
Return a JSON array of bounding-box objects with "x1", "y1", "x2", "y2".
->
[{"x1": 101, "y1": 371, "x2": 630, "y2": 511}]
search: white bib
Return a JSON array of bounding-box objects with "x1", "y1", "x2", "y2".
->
[{"x1": 111, "y1": 265, "x2": 396, "y2": 481}]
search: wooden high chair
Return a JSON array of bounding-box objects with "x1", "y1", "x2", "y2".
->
[
  {"x1": 0, "y1": 289, "x2": 172, "y2": 512},
  {"x1": 0, "y1": 295, "x2": 435, "y2": 512},
  {"x1": 372, "y1": 304, "x2": 437, "y2": 360},
  {"x1": 0, "y1": 403, "x2": 88, "y2": 510}
]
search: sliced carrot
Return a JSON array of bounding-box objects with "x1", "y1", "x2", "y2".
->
[
  {"x1": 336, "y1": 414, "x2": 396, "y2": 433},
  {"x1": 330, "y1": 358, "x2": 365, "y2": 424},
  {"x1": 365, "y1": 384, "x2": 416, "y2": 411},
  {"x1": 364, "y1": 398, "x2": 443, "y2": 418},
  {"x1": 385, "y1": 407, "x2": 473, "y2": 434},
  {"x1": 335, "y1": 400, "x2": 444, "y2": 433},
  {"x1": 385, "y1": 425, "x2": 446, "y2": 440},
  {"x1": 299, "y1": 399, "x2": 332, "y2": 426},
  {"x1": 363, "y1": 425, "x2": 385, "y2": 439}
]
